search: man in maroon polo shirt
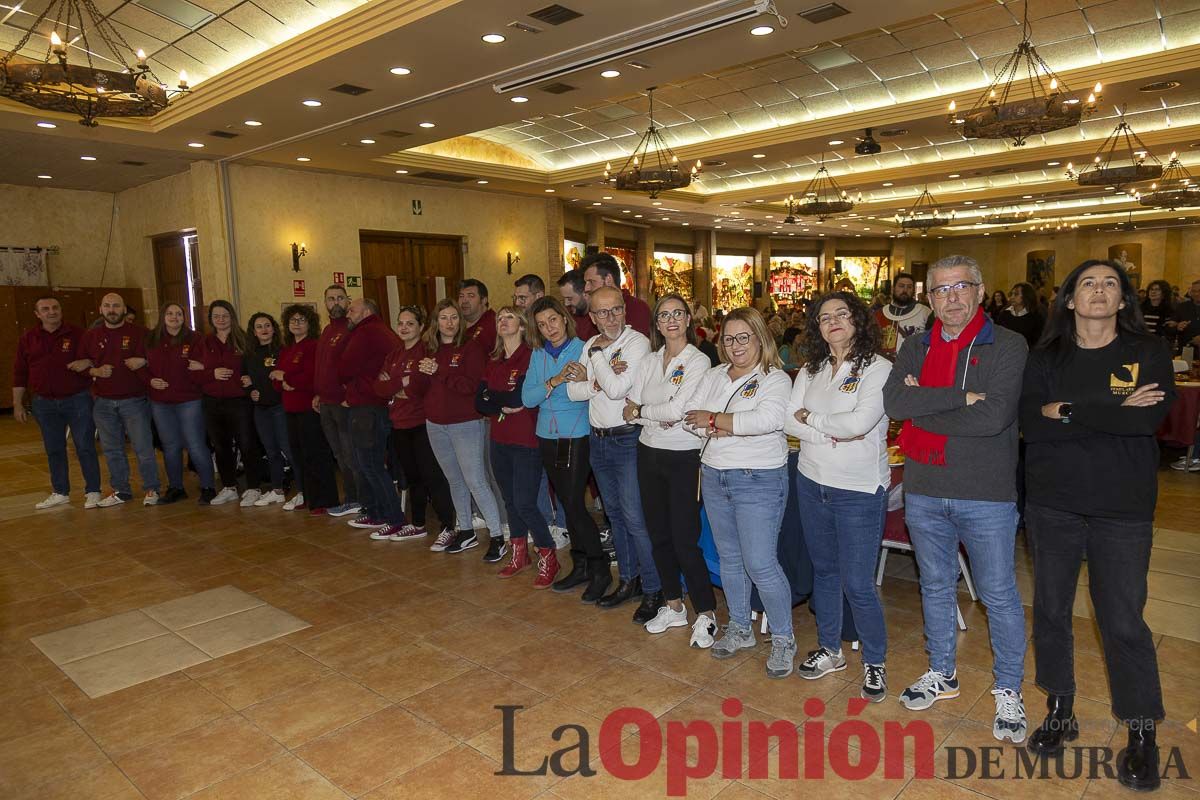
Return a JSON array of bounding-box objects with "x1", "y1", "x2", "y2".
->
[
  {"x1": 557, "y1": 269, "x2": 597, "y2": 341},
  {"x1": 580, "y1": 252, "x2": 652, "y2": 337},
  {"x1": 459, "y1": 279, "x2": 496, "y2": 354},
  {"x1": 313, "y1": 284, "x2": 360, "y2": 517},
  {"x1": 13, "y1": 295, "x2": 102, "y2": 509}
]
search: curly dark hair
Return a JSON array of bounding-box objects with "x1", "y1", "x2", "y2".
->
[
  {"x1": 282, "y1": 304, "x2": 320, "y2": 346},
  {"x1": 801, "y1": 291, "x2": 882, "y2": 376}
]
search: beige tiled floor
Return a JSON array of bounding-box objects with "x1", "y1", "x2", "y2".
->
[{"x1": 0, "y1": 418, "x2": 1197, "y2": 799}]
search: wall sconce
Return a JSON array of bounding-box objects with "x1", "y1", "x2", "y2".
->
[
  {"x1": 506, "y1": 250, "x2": 520, "y2": 274},
  {"x1": 291, "y1": 242, "x2": 307, "y2": 271}
]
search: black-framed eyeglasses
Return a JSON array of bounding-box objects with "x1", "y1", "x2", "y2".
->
[
  {"x1": 929, "y1": 281, "x2": 980, "y2": 298},
  {"x1": 720, "y1": 332, "x2": 756, "y2": 347},
  {"x1": 655, "y1": 309, "x2": 688, "y2": 322},
  {"x1": 592, "y1": 306, "x2": 625, "y2": 320}
]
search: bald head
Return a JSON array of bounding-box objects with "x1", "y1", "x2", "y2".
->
[
  {"x1": 588, "y1": 285, "x2": 627, "y2": 338},
  {"x1": 100, "y1": 293, "x2": 126, "y2": 328},
  {"x1": 347, "y1": 297, "x2": 377, "y2": 327}
]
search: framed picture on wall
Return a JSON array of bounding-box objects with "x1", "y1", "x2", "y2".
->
[{"x1": 1108, "y1": 243, "x2": 1142, "y2": 288}]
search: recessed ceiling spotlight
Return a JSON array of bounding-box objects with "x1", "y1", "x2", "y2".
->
[
  {"x1": 750, "y1": 25, "x2": 774, "y2": 36},
  {"x1": 1046, "y1": 160, "x2": 1060, "y2": 166},
  {"x1": 603, "y1": 196, "x2": 613, "y2": 200},
  {"x1": 389, "y1": 66, "x2": 411, "y2": 75},
  {"x1": 947, "y1": 173, "x2": 960, "y2": 178},
  {"x1": 477, "y1": 180, "x2": 489, "y2": 184},
  {"x1": 592, "y1": 201, "x2": 601, "y2": 206},
  {"x1": 187, "y1": 142, "x2": 204, "y2": 148},
  {"x1": 963, "y1": 201, "x2": 973, "y2": 205},
  {"x1": 714, "y1": 225, "x2": 722, "y2": 229},
  {"x1": 296, "y1": 157, "x2": 311, "y2": 162},
  {"x1": 1022, "y1": 194, "x2": 1033, "y2": 199},
  {"x1": 682, "y1": 222, "x2": 689, "y2": 226},
  {"x1": 80, "y1": 155, "x2": 96, "y2": 161},
  {"x1": 302, "y1": 99, "x2": 322, "y2": 107},
  {"x1": 745, "y1": 228, "x2": 752, "y2": 232},
  {"x1": 510, "y1": 96, "x2": 528, "y2": 103},
  {"x1": 881, "y1": 181, "x2": 893, "y2": 187},
  {"x1": 634, "y1": 214, "x2": 643, "y2": 218},
  {"x1": 395, "y1": 169, "x2": 409, "y2": 174},
  {"x1": 754, "y1": 199, "x2": 764, "y2": 203},
  {"x1": 244, "y1": 120, "x2": 262, "y2": 127},
  {"x1": 545, "y1": 188, "x2": 556, "y2": 193},
  {"x1": 418, "y1": 122, "x2": 436, "y2": 128},
  {"x1": 481, "y1": 33, "x2": 506, "y2": 43},
  {"x1": 652, "y1": 201, "x2": 663, "y2": 206},
  {"x1": 600, "y1": 69, "x2": 620, "y2": 78},
  {"x1": 621, "y1": 209, "x2": 630, "y2": 213},
  {"x1": 662, "y1": 217, "x2": 670, "y2": 221},
  {"x1": 36, "y1": 121, "x2": 56, "y2": 129},
  {"x1": 360, "y1": 138, "x2": 375, "y2": 144},
  {"x1": 752, "y1": 153, "x2": 766, "y2": 159},
  {"x1": 828, "y1": 139, "x2": 844, "y2": 146},
  {"x1": 37, "y1": 174, "x2": 52, "y2": 179}
]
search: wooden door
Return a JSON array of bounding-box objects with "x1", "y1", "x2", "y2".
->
[
  {"x1": 153, "y1": 233, "x2": 204, "y2": 330},
  {"x1": 359, "y1": 233, "x2": 462, "y2": 324}
]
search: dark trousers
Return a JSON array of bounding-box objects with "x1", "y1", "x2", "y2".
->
[
  {"x1": 319, "y1": 402, "x2": 357, "y2": 504},
  {"x1": 1027, "y1": 502, "x2": 1164, "y2": 723},
  {"x1": 350, "y1": 405, "x2": 405, "y2": 526},
  {"x1": 31, "y1": 390, "x2": 101, "y2": 496},
  {"x1": 254, "y1": 404, "x2": 295, "y2": 491},
  {"x1": 492, "y1": 440, "x2": 553, "y2": 549},
  {"x1": 389, "y1": 424, "x2": 454, "y2": 529},
  {"x1": 638, "y1": 443, "x2": 715, "y2": 612},
  {"x1": 287, "y1": 410, "x2": 338, "y2": 510},
  {"x1": 539, "y1": 436, "x2": 603, "y2": 569},
  {"x1": 203, "y1": 395, "x2": 262, "y2": 490}
]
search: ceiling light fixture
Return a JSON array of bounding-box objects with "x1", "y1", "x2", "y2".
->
[
  {"x1": 1132, "y1": 152, "x2": 1200, "y2": 210},
  {"x1": 187, "y1": 142, "x2": 204, "y2": 148},
  {"x1": 897, "y1": 185, "x2": 954, "y2": 231},
  {"x1": 359, "y1": 138, "x2": 375, "y2": 144},
  {"x1": 545, "y1": 188, "x2": 556, "y2": 193},
  {"x1": 296, "y1": 157, "x2": 310, "y2": 162},
  {"x1": 477, "y1": 180, "x2": 489, "y2": 184},
  {"x1": 419, "y1": 121, "x2": 436, "y2": 128},
  {"x1": 604, "y1": 88, "x2": 701, "y2": 199},
  {"x1": 244, "y1": 120, "x2": 262, "y2": 127},
  {"x1": 80, "y1": 155, "x2": 95, "y2": 160},
  {"x1": 947, "y1": 173, "x2": 960, "y2": 178},
  {"x1": 1066, "y1": 109, "x2": 1162, "y2": 187},
  {"x1": 482, "y1": 33, "x2": 506, "y2": 44},
  {"x1": 389, "y1": 67, "x2": 411, "y2": 75},
  {"x1": 750, "y1": 25, "x2": 774, "y2": 35},
  {"x1": 37, "y1": 174, "x2": 52, "y2": 179},
  {"x1": 395, "y1": 169, "x2": 408, "y2": 174},
  {"x1": 784, "y1": 156, "x2": 859, "y2": 222},
  {"x1": 827, "y1": 139, "x2": 844, "y2": 146},
  {"x1": 302, "y1": 99, "x2": 322, "y2": 107},
  {"x1": 752, "y1": 153, "x2": 766, "y2": 159},
  {"x1": 600, "y1": 69, "x2": 620, "y2": 78},
  {"x1": 510, "y1": 96, "x2": 528, "y2": 103}
]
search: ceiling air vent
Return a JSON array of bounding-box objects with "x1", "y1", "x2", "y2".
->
[
  {"x1": 208, "y1": 130, "x2": 239, "y2": 138},
  {"x1": 120, "y1": 160, "x2": 148, "y2": 166},
  {"x1": 528, "y1": 4, "x2": 582, "y2": 25},
  {"x1": 507, "y1": 21, "x2": 541, "y2": 33},
  {"x1": 411, "y1": 171, "x2": 474, "y2": 183},
  {"x1": 798, "y1": 3, "x2": 850, "y2": 24},
  {"x1": 878, "y1": 127, "x2": 907, "y2": 138},
  {"x1": 540, "y1": 82, "x2": 577, "y2": 94},
  {"x1": 1138, "y1": 80, "x2": 1181, "y2": 92},
  {"x1": 379, "y1": 130, "x2": 412, "y2": 139},
  {"x1": 329, "y1": 83, "x2": 371, "y2": 95}
]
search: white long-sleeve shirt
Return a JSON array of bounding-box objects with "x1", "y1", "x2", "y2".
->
[
  {"x1": 686, "y1": 365, "x2": 792, "y2": 470},
  {"x1": 784, "y1": 355, "x2": 892, "y2": 494},
  {"x1": 628, "y1": 343, "x2": 711, "y2": 451},
  {"x1": 566, "y1": 325, "x2": 651, "y2": 430}
]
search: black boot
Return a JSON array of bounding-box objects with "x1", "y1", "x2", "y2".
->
[
  {"x1": 597, "y1": 577, "x2": 642, "y2": 609},
  {"x1": 552, "y1": 559, "x2": 589, "y2": 593},
  {"x1": 632, "y1": 590, "x2": 664, "y2": 625},
  {"x1": 1027, "y1": 694, "x2": 1078, "y2": 756},
  {"x1": 581, "y1": 568, "x2": 612, "y2": 603},
  {"x1": 1117, "y1": 721, "x2": 1160, "y2": 792}
]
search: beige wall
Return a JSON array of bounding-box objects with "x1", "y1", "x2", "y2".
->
[{"x1": 0, "y1": 183, "x2": 123, "y2": 287}]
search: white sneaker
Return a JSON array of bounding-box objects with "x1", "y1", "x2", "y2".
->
[
  {"x1": 645, "y1": 605, "x2": 689, "y2": 634},
  {"x1": 1170, "y1": 457, "x2": 1200, "y2": 472},
  {"x1": 143, "y1": 490, "x2": 159, "y2": 506},
  {"x1": 282, "y1": 493, "x2": 305, "y2": 511},
  {"x1": 239, "y1": 489, "x2": 263, "y2": 507},
  {"x1": 210, "y1": 487, "x2": 239, "y2": 506},
  {"x1": 97, "y1": 492, "x2": 128, "y2": 508},
  {"x1": 35, "y1": 493, "x2": 71, "y2": 510},
  {"x1": 83, "y1": 492, "x2": 102, "y2": 510},
  {"x1": 471, "y1": 514, "x2": 486, "y2": 529},
  {"x1": 254, "y1": 489, "x2": 285, "y2": 507},
  {"x1": 689, "y1": 614, "x2": 718, "y2": 648},
  {"x1": 430, "y1": 527, "x2": 456, "y2": 552},
  {"x1": 992, "y1": 687, "x2": 1027, "y2": 743},
  {"x1": 501, "y1": 523, "x2": 511, "y2": 539},
  {"x1": 549, "y1": 525, "x2": 570, "y2": 549}
]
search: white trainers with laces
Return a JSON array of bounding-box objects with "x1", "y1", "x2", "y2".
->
[
  {"x1": 471, "y1": 514, "x2": 487, "y2": 529},
  {"x1": 143, "y1": 490, "x2": 159, "y2": 506},
  {"x1": 992, "y1": 687, "x2": 1027, "y2": 743},
  {"x1": 239, "y1": 489, "x2": 263, "y2": 507},
  {"x1": 282, "y1": 493, "x2": 305, "y2": 511},
  {"x1": 690, "y1": 614, "x2": 718, "y2": 648},
  {"x1": 35, "y1": 493, "x2": 71, "y2": 510},
  {"x1": 644, "y1": 605, "x2": 688, "y2": 634},
  {"x1": 210, "y1": 487, "x2": 239, "y2": 506},
  {"x1": 97, "y1": 492, "x2": 128, "y2": 508},
  {"x1": 83, "y1": 491, "x2": 102, "y2": 510},
  {"x1": 549, "y1": 525, "x2": 570, "y2": 550},
  {"x1": 430, "y1": 527, "x2": 456, "y2": 552},
  {"x1": 254, "y1": 489, "x2": 286, "y2": 507}
]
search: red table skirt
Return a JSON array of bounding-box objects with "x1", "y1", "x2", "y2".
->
[{"x1": 1158, "y1": 384, "x2": 1200, "y2": 447}]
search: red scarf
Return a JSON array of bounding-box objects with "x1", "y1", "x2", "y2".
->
[{"x1": 897, "y1": 306, "x2": 987, "y2": 466}]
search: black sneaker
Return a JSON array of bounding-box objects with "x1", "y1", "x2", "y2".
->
[
  {"x1": 159, "y1": 487, "x2": 188, "y2": 505},
  {"x1": 198, "y1": 487, "x2": 216, "y2": 505},
  {"x1": 482, "y1": 537, "x2": 507, "y2": 563},
  {"x1": 862, "y1": 663, "x2": 887, "y2": 703},
  {"x1": 445, "y1": 530, "x2": 479, "y2": 554}
]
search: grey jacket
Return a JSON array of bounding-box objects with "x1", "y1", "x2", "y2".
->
[{"x1": 882, "y1": 315, "x2": 1028, "y2": 503}]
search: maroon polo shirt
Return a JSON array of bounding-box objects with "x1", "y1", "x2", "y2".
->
[{"x1": 14, "y1": 323, "x2": 91, "y2": 399}]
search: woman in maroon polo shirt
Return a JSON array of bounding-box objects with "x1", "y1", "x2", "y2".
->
[{"x1": 274, "y1": 304, "x2": 337, "y2": 514}]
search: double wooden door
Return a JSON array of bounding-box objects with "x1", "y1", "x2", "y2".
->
[{"x1": 359, "y1": 233, "x2": 463, "y2": 324}]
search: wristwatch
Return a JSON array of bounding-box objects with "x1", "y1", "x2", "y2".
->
[
  {"x1": 631, "y1": 404, "x2": 642, "y2": 419},
  {"x1": 1059, "y1": 402, "x2": 1073, "y2": 423}
]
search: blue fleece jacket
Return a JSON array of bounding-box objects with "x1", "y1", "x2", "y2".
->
[{"x1": 522, "y1": 338, "x2": 590, "y2": 440}]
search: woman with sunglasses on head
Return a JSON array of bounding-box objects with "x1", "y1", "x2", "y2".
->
[
  {"x1": 475, "y1": 306, "x2": 559, "y2": 585},
  {"x1": 683, "y1": 307, "x2": 794, "y2": 678},
  {"x1": 244, "y1": 312, "x2": 297, "y2": 508},
  {"x1": 146, "y1": 302, "x2": 215, "y2": 505},
  {"x1": 275, "y1": 304, "x2": 338, "y2": 514},
  {"x1": 785, "y1": 292, "x2": 892, "y2": 702},
  {"x1": 375, "y1": 305, "x2": 455, "y2": 542},
  {"x1": 1020, "y1": 260, "x2": 1175, "y2": 790},
  {"x1": 623, "y1": 294, "x2": 718, "y2": 646}
]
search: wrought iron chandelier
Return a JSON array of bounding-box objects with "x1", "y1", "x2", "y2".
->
[
  {"x1": 1026, "y1": 217, "x2": 1078, "y2": 233},
  {"x1": 1132, "y1": 152, "x2": 1200, "y2": 210},
  {"x1": 947, "y1": 5, "x2": 1100, "y2": 146},
  {"x1": 0, "y1": 0, "x2": 188, "y2": 127},
  {"x1": 784, "y1": 158, "x2": 858, "y2": 222},
  {"x1": 896, "y1": 186, "x2": 954, "y2": 232},
  {"x1": 604, "y1": 88, "x2": 700, "y2": 199},
  {"x1": 1065, "y1": 110, "x2": 1162, "y2": 187},
  {"x1": 984, "y1": 205, "x2": 1032, "y2": 226}
]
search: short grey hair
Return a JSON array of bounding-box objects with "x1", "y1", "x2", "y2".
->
[{"x1": 928, "y1": 255, "x2": 983, "y2": 287}]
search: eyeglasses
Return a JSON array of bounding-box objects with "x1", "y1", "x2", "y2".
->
[
  {"x1": 720, "y1": 332, "x2": 756, "y2": 347},
  {"x1": 929, "y1": 281, "x2": 981, "y2": 298},
  {"x1": 592, "y1": 305, "x2": 625, "y2": 320},
  {"x1": 655, "y1": 309, "x2": 688, "y2": 322},
  {"x1": 817, "y1": 309, "x2": 852, "y2": 326}
]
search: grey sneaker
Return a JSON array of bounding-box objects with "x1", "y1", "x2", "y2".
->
[
  {"x1": 862, "y1": 663, "x2": 887, "y2": 703},
  {"x1": 711, "y1": 621, "x2": 756, "y2": 660},
  {"x1": 899, "y1": 669, "x2": 960, "y2": 710},
  {"x1": 992, "y1": 687, "x2": 1027, "y2": 743},
  {"x1": 765, "y1": 635, "x2": 797, "y2": 679},
  {"x1": 797, "y1": 646, "x2": 847, "y2": 680}
]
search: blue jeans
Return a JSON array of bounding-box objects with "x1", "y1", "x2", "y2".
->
[
  {"x1": 905, "y1": 493, "x2": 1026, "y2": 691},
  {"x1": 537, "y1": 470, "x2": 566, "y2": 528},
  {"x1": 794, "y1": 471, "x2": 888, "y2": 664},
  {"x1": 490, "y1": 441, "x2": 553, "y2": 549},
  {"x1": 31, "y1": 390, "x2": 101, "y2": 495},
  {"x1": 591, "y1": 430, "x2": 661, "y2": 591},
  {"x1": 254, "y1": 404, "x2": 295, "y2": 491},
  {"x1": 151, "y1": 399, "x2": 214, "y2": 490},
  {"x1": 426, "y1": 418, "x2": 503, "y2": 534},
  {"x1": 701, "y1": 465, "x2": 791, "y2": 638},
  {"x1": 93, "y1": 396, "x2": 159, "y2": 494},
  {"x1": 349, "y1": 405, "x2": 404, "y2": 526}
]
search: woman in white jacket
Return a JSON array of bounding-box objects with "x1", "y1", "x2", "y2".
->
[
  {"x1": 683, "y1": 307, "x2": 795, "y2": 678},
  {"x1": 784, "y1": 291, "x2": 892, "y2": 702},
  {"x1": 623, "y1": 294, "x2": 719, "y2": 647}
]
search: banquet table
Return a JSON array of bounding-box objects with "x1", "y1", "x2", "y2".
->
[{"x1": 1158, "y1": 382, "x2": 1200, "y2": 448}]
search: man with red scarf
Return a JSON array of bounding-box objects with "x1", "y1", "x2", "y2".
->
[{"x1": 882, "y1": 255, "x2": 1029, "y2": 745}]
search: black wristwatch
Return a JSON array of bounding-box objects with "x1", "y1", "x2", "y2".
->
[
  {"x1": 1059, "y1": 402, "x2": 1073, "y2": 423},
  {"x1": 588, "y1": 345, "x2": 604, "y2": 358}
]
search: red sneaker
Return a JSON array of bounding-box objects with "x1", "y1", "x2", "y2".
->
[
  {"x1": 533, "y1": 547, "x2": 559, "y2": 589},
  {"x1": 497, "y1": 538, "x2": 530, "y2": 578},
  {"x1": 348, "y1": 515, "x2": 382, "y2": 529},
  {"x1": 309, "y1": 507, "x2": 327, "y2": 516}
]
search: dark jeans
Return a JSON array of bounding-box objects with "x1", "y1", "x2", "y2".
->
[
  {"x1": 319, "y1": 402, "x2": 357, "y2": 504},
  {"x1": 491, "y1": 441, "x2": 553, "y2": 549},
  {"x1": 31, "y1": 390, "x2": 101, "y2": 495},
  {"x1": 349, "y1": 405, "x2": 404, "y2": 526},
  {"x1": 390, "y1": 424, "x2": 454, "y2": 529},
  {"x1": 638, "y1": 443, "x2": 714, "y2": 612},
  {"x1": 254, "y1": 404, "x2": 295, "y2": 491},
  {"x1": 591, "y1": 430, "x2": 660, "y2": 590},
  {"x1": 539, "y1": 436, "x2": 604, "y2": 569},
  {"x1": 151, "y1": 399, "x2": 214, "y2": 490},
  {"x1": 1027, "y1": 503, "x2": 1164, "y2": 723},
  {"x1": 202, "y1": 395, "x2": 262, "y2": 490},
  {"x1": 287, "y1": 410, "x2": 339, "y2": 509}
]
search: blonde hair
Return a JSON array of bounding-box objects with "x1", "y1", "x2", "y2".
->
[
  {"x1": 422, "y1": 298, "x2": 465, "y2": 353},
  {"x1": 491, "y1": 305, "x2": 528, "y2": 359},
  {"x1": 717, "y1": 306, "x2": 783, "y2": 373}
]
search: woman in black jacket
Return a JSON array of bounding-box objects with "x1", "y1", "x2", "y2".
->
[
  {"x1": 995, "y1": 282, "x2": 1044, "y2": 349},
  {"x1": 1019, "y1": 259, "x2": 1175, "y2": 791},
  {"x1": 244, "y1": 312, "x2": 295, "y2": 508},
  {"x1": 1140, "y1": 279, "x2": 1174, "y2": 338}
]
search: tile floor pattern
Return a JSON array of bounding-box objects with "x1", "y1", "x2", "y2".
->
[{"x1": 0, "y1": 417, "x2": 1197, "y2": 799}]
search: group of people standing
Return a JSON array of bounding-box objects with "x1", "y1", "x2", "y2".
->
[{"x1": 13, "y1": 252, "x2": 1176, "y2": 792}]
